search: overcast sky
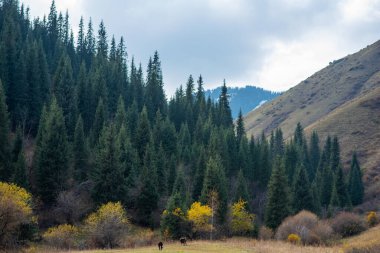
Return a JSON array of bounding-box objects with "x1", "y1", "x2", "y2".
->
[{"x1": 22, "y1": 0, "x2": 380, "y2": 96}]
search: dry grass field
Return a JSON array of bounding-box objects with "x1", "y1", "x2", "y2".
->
[{"x1": 28, "y1": 225, "x2": 380, "y2": 253}]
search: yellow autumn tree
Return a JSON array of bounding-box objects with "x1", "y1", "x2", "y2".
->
[
  {"x1": 230, "y1": 199, "x2": 255, "y2": 235},
  {"x1": 43, "y1": 224, "x2": 80, "y2": 249},
  {"x1": 84, "y1": 202, "x2": 129, "y2": 248},
  {"x1": 0, "y1": 182, "x2": 34, "y2": 248},
  {"x1": 188, "y1": 201, "x2": 213, "y2": 236}
]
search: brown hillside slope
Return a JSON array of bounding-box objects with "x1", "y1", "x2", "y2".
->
[
  {"x1": 244, "y1": 40, "x2": 380, "y2": 206},
  {"x1": 245, "y1": 40, "x2": 380, "y2": 139},
  {"x1": 304, "y1": 87, "x2": 380, "y2": 185}
]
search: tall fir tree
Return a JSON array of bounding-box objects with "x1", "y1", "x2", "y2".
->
[
  {"x1": 265, "y1": 157, "x2": 290, "y2": 229},
  {"x1": 35, "y1": 97, "x2": 69, "y2": 205},
  {"x1": 234, "y1": 169, "x2": 250, "y2": 203},
  {"x1": 292, "y1": 165, "x2": 314, "y2": 213},
  {"x1": 73, "y1": 115, "x2": 88, "y2": 182},
  {"x1": 91, "y1": 123, "x2": 127, "y2": 205},
  {"x1": 348, "y1": 153, "x2": 364, "y2": 206},
  {"x1": 200, "y1": 155, "x2": 228, "y2": 225},
  {"x1": 0, "y1": 81, "x2": 11, "y2": 181}
]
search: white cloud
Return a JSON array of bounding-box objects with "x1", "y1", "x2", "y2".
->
[
  {"x1": 251, "y1": 32, "x2": 346, "y2": 91},
  {"x1": 339, "y1": 0, "x2": 380, "y2": 23}
]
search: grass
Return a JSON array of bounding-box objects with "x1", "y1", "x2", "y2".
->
[
  {"x1": 28, "y1": 225, "x2": 380, "y2": 253},
  {"x1": 34, "y1": 239, "x2": 340, "y2": 253}
]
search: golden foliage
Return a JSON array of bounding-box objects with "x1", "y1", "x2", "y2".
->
[
  {"x1": 230, "y1": 199, "x2": 255, "y2": 235},
  {"x1": 84, "y1": 202, "x2": 129, "y2": 248},
  {"x1": 0, "y1": 182, "x2": 34, "y2": 247},
  {"x1": 43, "y1": 224, "x2": 80, "y2": 249},
  {"x1": 367, "y1": 211, "x2": 378, "y2": 227},
  {"x1": 188, "y1": 202, "x2": 213, "y2": 233},
  {"x1": 287, "y1": 233, "x2": 301, "y2": 244}
]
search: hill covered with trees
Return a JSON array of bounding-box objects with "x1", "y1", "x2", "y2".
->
[
  {"x1": 0, "y1": 0, "x2": 366, "y2": 249},
  {"x1": 205, "y1": 86, "x2": 281, "y2": 118}
]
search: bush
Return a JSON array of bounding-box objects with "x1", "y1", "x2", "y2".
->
[
  {"x1": 0, "y1": 182, "x2": 35, "y2": 249},
  {"x1": 230, "y1": 199, "x2": 255, "y2": 236},
  {"x1": 84, "y1": 202, "x2": 129, "y2": 248},
  {"x1": 331, "y1": 212, "x2": 367, "y2": 237},
  {"x1": 187, "y1": 202, "x2": 212, "y2": 237},
  {"x1": 276, "y1": 210, "x2": 333, "y2": 245},
  {"x1": 367, "y1": 212, "x2": 378, "y2": 227},
  {"x1": 259, "y1": 226, "x2": 273, "y2": 240},
  {"x1": 287, "y1": 233, "x2": 301, "y2": 244},
  {"x1": 43, "y1": 224, "x2": 80, "y2": 249}
]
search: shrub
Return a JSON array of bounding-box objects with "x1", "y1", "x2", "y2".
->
[
  {"x1": 259, "y1": 226, "x2": 273, "y2": 240},
  {"x1": 276, "y1": 210, "x2": 333, "y2": 245},
  {"x1": 287, "y1": 233, "x2": 301, "y2": 244},
  {"x1": 367, "y1": 211, "x2": 378, "y2": 227},
  {"x1": 43, "y1": 224, "x2": 80, "y2": 249},
  {"x1": 84, "y1": 202, "x2": 129, "y2": 248},
  {"x1": 331, "y1": 212, "x2": 367, "y2": 237},
  {"x1": 0, "y1": 182, "x2": 35, "y2": 249},
  {"x1": 230, "y1": 199, "x2": 255, "y2": 236},
  {"x1": 187, "y1": 202, "x2": 213, "y2": 236}
]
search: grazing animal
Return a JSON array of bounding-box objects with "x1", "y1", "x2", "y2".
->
[
  {"x1": 158, "y1": 241, "x2": 163, "y2": 250},
  {"x1": 180, "y1": 237, "x2": 187, "y2": 246}
]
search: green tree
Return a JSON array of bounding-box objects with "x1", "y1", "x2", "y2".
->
[
  {"x1": 73, "y1": 115, "x2": 88, "y2": 182},
  {"x1": 348, "y1": 153, "x2": 364, "y2": 206},
  {"x1": 0, "y1": 81, "x2": 11, "y2": 181},
  {"x1": 334, "y1": 165, "x2": 351, "y2": 208},
  {"x1": 265, "y1": 157, "x2": 290, "y2": 229},
  {"x1": 201, "y1": 155, "x2": 228, "y2": 225},
  {"x1": 35, "y1": 97, "x2": 69, "y2": 205},
  {"x1": 292, "y1": 166, "x2": 314, "y2": 213},
  {"x1": 234, "y1": 169, "x2": 250, "y2": 203},
  {"x1": 91, "y1": 123, "x2": 127, "y2": 205}
]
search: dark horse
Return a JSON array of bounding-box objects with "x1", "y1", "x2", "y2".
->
[
  {"x1": 180, "y1": 237, "x2": 187, "y2": 246},
  {"x1": 158, "y1": 241, "x2": 163, "y2": 250}
]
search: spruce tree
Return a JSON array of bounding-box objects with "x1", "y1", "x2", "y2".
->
[
  {"x1": 0, "y1": 81, "x2": 11, "y2": 181},
  {"x1": 309, "y1": 131, "x2": 320, "y2": 180},
  {"x1": 136, "y1": 142, "x2": 159, "y2": 227},
  {"x1": 348, "y1": 153, "x2": 364, "y2": 206},
  {"x1": 73, "y1": 115, "x2": 88, "y2": 182},
  {"x1": 265, "y1": 157, "x2": 290, "y2": 229},
  {"x1": 236, "y1": 109, "x2": 245, "y2": 145},
  {"x1": 91, "y1": 123, "x2": 127, "y2": 205},
  {"x1": 292, "y1": 165, "x2": 314, "y2": 213},
  {"x1": 201, "y1": 155, "x2": 228, "y2": 225},
  {"x1": 234, "y1": 169, "x2": 250, "y2": 203},
  {"x1": 218, "y1": 80, "x2": 232, "y2": 127},
  {"x1": 135, "y1": 106, "x2": 151, "y2": 161},
  {"x1": 334, "y1": 165, "x2": 351, "y2": 208},
  {"x1": 35, "y1": 97, "x2": 69, "y2": 205}
]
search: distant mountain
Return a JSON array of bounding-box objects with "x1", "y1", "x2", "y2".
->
[
  {"x1": 205, "y1": 86, "x2": 281, "y2": 118},
  {"x1": 244, "y1": 40, "x2": 380, "y2": 208}
]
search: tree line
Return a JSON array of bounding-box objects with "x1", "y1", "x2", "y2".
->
[{"x1": 0, "y1": 0, "x2": 364, "y2": 234}]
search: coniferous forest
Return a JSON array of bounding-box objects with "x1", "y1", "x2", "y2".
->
[{"x1": 0, "y1": 0, "x2": 368, "y2": 249}]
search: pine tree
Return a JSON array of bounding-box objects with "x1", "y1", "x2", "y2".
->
[
  {"x1": 136, "y1": 142, "x2": 159, "y2": 227},
  {"x1": 292, "y1": 165, "x2": 314, "y2": 213},
  {"x1": 265, "y1": 157, "x2": 290, "y2": 229},
  {"x1": 334, "y1": 165, "x2": 351, "y2": 208},
  {"x1": 35, "y1": 97, "x2": 69, "y2": 205},
  {"x1": 115, "y1": 96, "x2": 127, "y2": 131},
  {"x1": 236, "y1": 109, "x2": 245, "y2": 145},
  {"x1": 91, "y1": 123, "x2": 127, "y2": 205},
  {"x1": 135, "y1": 106, "x2": 151, "y2": 161},
  {"x1": 11, "y1": 127, "x2": 28, "y2": 188},
  {"x1": 73, "y1": 115, "x2": 88, "y2": 182},
  {"x1": 348, "y1": 153, "x2": 364, "y2": 206},
  {"x1": 330, "y1": 136, "x2": 341, "y2": 172},
  {"x1": 234, "y1": 169, "x2": 250, "y2": 203},
  {"x1": 0, "y1": 81, "x2": 11, "y2": 181},
  {"x1": 53, "y1": 54, "x2": 77, "y2": 134},
  {"x1": 200, "y1": 155, "x2": 228, "y2": 225},
  {"x1": 91, "y1": 98, "x2": 106, "y2": 145},
  {"x1": 218, "y1": 80, "x2": 232, "y2": 127},
  {"x1": 172, "y1": 166, "x2": 187, "y2": 206},
  {"x1": 309, "y1": 131, "x2": 320, "y2": 181},
  {"x1": 97, "y1": 20, "x2": 108, "y2": 59}
]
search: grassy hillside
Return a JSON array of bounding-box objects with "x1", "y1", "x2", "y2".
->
[{"x1": 244, "y1": 40, "x2": 380, "y2": 207}]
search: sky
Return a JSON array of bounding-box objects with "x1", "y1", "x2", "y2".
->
[{"x1": 21, "y1": 0, "x2": 380, "y2": 96}]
